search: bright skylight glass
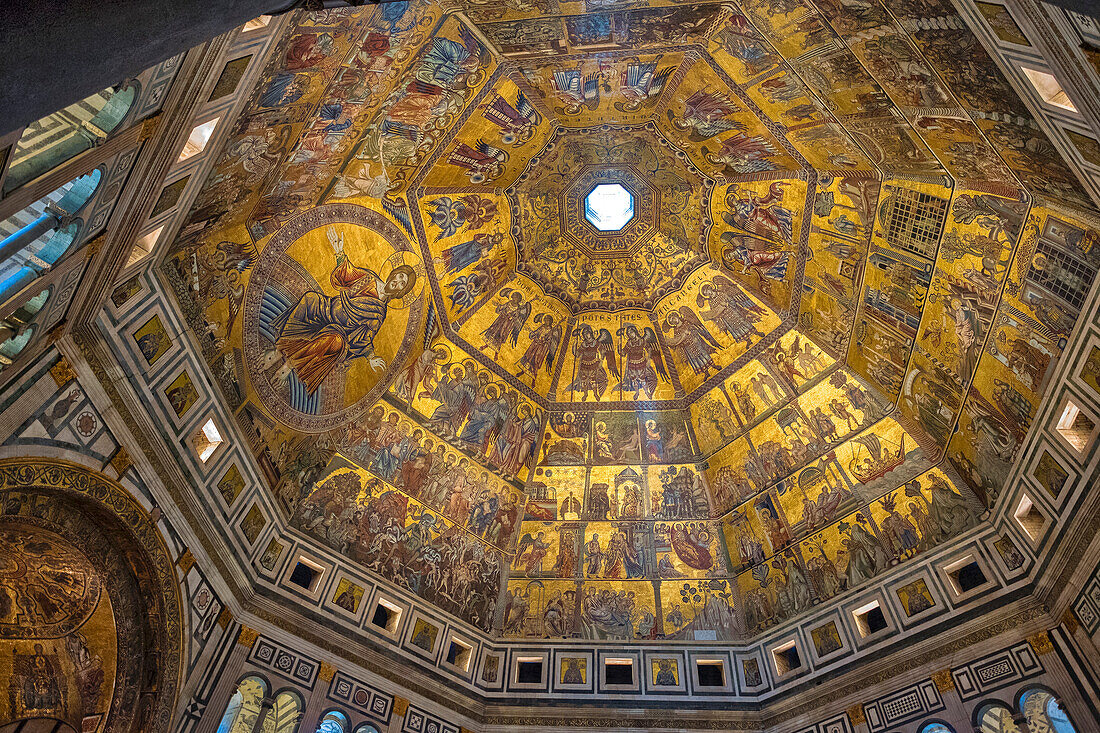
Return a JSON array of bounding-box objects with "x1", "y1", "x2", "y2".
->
[{"x1": 584, "y1": 183, "x2": 634, "y2": 231}]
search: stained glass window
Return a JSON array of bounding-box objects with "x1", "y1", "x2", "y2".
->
[
  {"x1": 315, "y1": 710, "x2": 348, "y2": 733},
  {"x1": 216, "y1": 676, "x2": 268, "y2": 733}
]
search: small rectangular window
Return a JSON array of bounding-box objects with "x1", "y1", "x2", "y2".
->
[
  {"x1": 370, "y1": 599, "x2": 401, "y2": 633},
  {"x1": 772, "y1": 643, "x2": 801, "y2": 676},
  {"x1": 127, "y1": 225, "x2": 163, "y2": 267},
  {"x1": 1021, "y1": 66, "x2": 1077, "y2": 111},
  {"x1": 288, "y1": 559, "x2": 321, "y2": 591},
  {"x1": 446, "y1": 640, "x2": 472, "y2": 671},
  {"x1": 242, "y1": 15, "x2": 272, "y2": 32},
  {"x1": 605, "y1": 659, "x2": 634, "y2": 685},
  {"x1": 192, "y1": 418, "x2": 223, "y2": 463},
  {"x1": 178, "y1": 118, "x2": 220, "y2": 162},
  {"x1": 1014, "y1": 495, "x2": 1045, "y2": 543},
  {"x1": 854, "y1": 601, "x2": 888, "y2": 637},
  {"x1": 696, "y1": 660, "x2": 725, "y2": 687},
  {"x1": 948, "y1": 559, "x2": 988, "y2": 594},
  {"x1": 516, "y1": 658, "x2": 543, "y2": 685},
  {"x1": 1056, "y1": 400, "x2": 1095, "y2": 454}
]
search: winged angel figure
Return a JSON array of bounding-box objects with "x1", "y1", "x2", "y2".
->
[
  {"x1": 566, "y1": 324, "x2": 620, "y2": 401},
  {"x1": 615, "y1": 323, "x2": 668, "y2": 400},
  {"x1": 662, "y1": 307, "x2": 722, "y2": 380}
]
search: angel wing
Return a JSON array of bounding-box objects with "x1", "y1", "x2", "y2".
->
[
  {"x1": 582, "y1": 72, "x2": 601, "y2": 103},
  {"x1": 511, "y1": 300, "x2": 532, "y2": 347},
  {"x1": 516, "y1": 91, "x2": 540, "y2": 124},
  {"x1": 516, "y1": 532, "x2": 536, "y2": 560},
  {"x1": 545, "y1": 324, "x2": 564, "y2": 372},
  {"x1": 458, "y1": 22, "x2": 484, "y2": 64},
  {"x1": 552, "y1": 69, "x2": 581, "y2": 100},
  {"x1": 596, "y1": 328, "x2": 621, "y2": 380},
  {"x1": 649, "y1": 65, "x2": 675, "y2": 99},
  {"x1": 711, "y1": 274, "x2": 737, "y2": 291},
  {"x1": 216, "y1": 238, "x2": 257, "y2": 272},
  {"x1": 642, "y1": 326, "x2": 669, "y2": 380},
  {"x1": 756, "y1": 181, "x2": 788, "y2": 207},
  {"x1": 715, "y1": 275, "x2": 765, "y2": 313},
  {"x1": 382, "y1": 197, "x2": 414, "y2": 236},
  {"x1": 679, "y1": 306, "x2": 723, "y2": 350},
  {"x1": 477, "y1": 138, "x2": 508, "y2": 162}
]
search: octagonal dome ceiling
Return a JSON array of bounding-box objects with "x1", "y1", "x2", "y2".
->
[{"x1": 164, "y1": 0, "x2": 1100, "y2": 640}]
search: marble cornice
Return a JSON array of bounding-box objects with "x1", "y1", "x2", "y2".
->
[
  {"x1": 66, "y1": 311, "x2": 1071, "y2": 730},
  {"x1": 473, "y1": 602, "x2": 1052, "y2": 731},
  {"x1": 67, "y1": 33, "x2": 237, "y2": 337}
]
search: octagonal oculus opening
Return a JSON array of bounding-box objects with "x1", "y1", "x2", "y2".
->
[{"x1": 584, "y1": 183, "x2": 635, "y2": 231}]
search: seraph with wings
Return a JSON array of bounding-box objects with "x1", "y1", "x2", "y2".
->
[
  {"x1": 552, "y1": 68, "x2": 601, "y2": 113},
  {"x1": 663, "y1": 306, "x2": 722, "y2": 379},
  {"x1": 518, "y1": 312, "x2": 564, "y2": 381},
  {"x1": 480, "y1": 288, "x2": 531, "y2": 359},
  {"x1": 485, "y1": 90, "x2": 541, "y2": 145},
  {"x1": 617, "y1": 60, "x2": 674, "y2": 111},
  {"x1": 669, "y1": 90, "x2": 746, "y2": 141},
  {"x1": 448, "y1": 139, "x2": 509, "y2": 184},
  {"x1": 706, "y1": 132, "x2": 780, "y2": 175}
]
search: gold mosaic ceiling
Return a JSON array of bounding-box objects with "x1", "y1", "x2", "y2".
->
[{"x1": 163, "y1": 0, "x2": 1100, "y2": 637}]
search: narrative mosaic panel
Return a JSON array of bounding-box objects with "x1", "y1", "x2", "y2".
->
[{"x1": 157, "y1": 0, "x2": 1100, "y2": 648}]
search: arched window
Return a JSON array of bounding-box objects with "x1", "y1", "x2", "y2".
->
[
  {"x1": 976, "y1": 702, "x2": 1021, "y2": 733},
  {"x1": 1020, "y1": 687, "x2": 1078, "y2": 733},
  {"x1": 0, "y1": 169, "x2": 101, "y2": 304},
  {"x1": 4, "y1": 84, "x2": 135, "y2": 193},
  {"x1": 919, "y1": 723, "x2": 954, "y2": 733},
  {"x1": 216, "y1": 675, "x2": 269, "y2": 733},
  {"x1": 315, "y1": 710, "x2": 349, "y2": 733},
  {"x1": 0, "y1": 287, "x2": 50, "y2": 369},
  {"x1": 261, "y1": 689, "x2": 304, "y2": 733},
  {"x1": 352, "y1": 726, "x2": 380, "y2": 733}
]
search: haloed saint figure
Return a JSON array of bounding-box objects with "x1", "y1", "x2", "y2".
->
[
  {"x1": 273, "y1": 226, "x2": 417, "y2": 395},
  {"x1": 243, "y1": 205, "x2": 425, "y2": 432}
]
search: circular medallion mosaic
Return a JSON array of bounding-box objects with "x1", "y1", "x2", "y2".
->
[
  {"x1": 0, "y1": 521, "x2": 102, "y2": 639},
  {"x1": 243, "y1": 203, "x2": 427, "y2": 432}
]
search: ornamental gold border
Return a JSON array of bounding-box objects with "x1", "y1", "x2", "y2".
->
[{"x1": 0, "y1": 457, "x2": 184, "y2": 733}]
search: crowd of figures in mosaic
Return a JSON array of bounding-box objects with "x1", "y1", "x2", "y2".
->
[
  {"x1": 151, "y1": 0, "x2": 1100, "y2": 637},
  {"x1": 5, "y1": 1, "x2": 1100, "y2": 732}
]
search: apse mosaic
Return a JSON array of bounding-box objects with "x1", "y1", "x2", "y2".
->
[{"x1": 163, "y1": 0, "x2": 1100, "y2": 636}]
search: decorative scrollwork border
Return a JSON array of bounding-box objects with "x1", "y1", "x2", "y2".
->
[{"x1": 0, "y1": 457, "x2": 183, "y2": 733}]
